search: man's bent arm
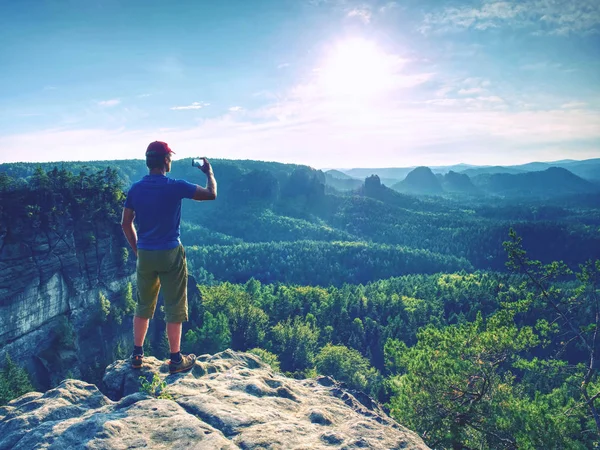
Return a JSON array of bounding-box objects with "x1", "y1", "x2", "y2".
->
[
  {"x1": 121, "y1": 207, "x2": 138, "y2": 256},
  {"x1": 193, "y1": 160, "x2": 217, "y2": 201}
]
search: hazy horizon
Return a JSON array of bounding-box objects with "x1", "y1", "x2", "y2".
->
[
  {"x1": 2, "y1": 155, "x2": 598, "y2": 173},
  {"x1": 2, "y1": 0, "x2": 599, "y2": 167}
]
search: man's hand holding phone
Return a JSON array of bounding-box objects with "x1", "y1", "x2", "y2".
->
[
  {"x1": 191, "y1": 157, "x2": 217, "y2": 201},
  {"x1": 192, "y1": 157, "x2": 213, "y2": 175}
]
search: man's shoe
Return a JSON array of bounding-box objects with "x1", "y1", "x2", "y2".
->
[
  {"x1": 131, "y1": 354, "x2": 143, "y2": 369},
  {"x1": 169, "y1": 354, "x2": 196, "y2": 374}
]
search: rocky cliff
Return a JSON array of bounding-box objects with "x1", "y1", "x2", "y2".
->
[
  {"x1": 0, "y1": 219, "x2": 135, "y2": 387},
  {"x1": 0, "y1": 350, "x2": 429, "y2": 449}
]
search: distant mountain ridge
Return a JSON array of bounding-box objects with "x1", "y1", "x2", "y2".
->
[
  {"x1": 387, "y1": 165, "x2": 598, "y2": 198},
  {"x1": 392, "y1": 167, "x2": 443, "y2": 195},
  {"x1": 325, "y1": 169, "x2": 355, "y2": 180},
  {"x1": 460, "y1": 166, "x2": 525, "y2": 177},
  {"x1": 332, "y1": 158, "x2": 600, "y2": 185},
  {"x1": 472, "y1": 167, "x2": 597, "y2": 197}
]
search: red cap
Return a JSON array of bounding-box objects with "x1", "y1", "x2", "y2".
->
[{"x1": 146, "y1": 141, "x2": 175, "y2": 156}]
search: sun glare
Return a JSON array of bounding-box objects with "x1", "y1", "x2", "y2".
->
[{"x1": 317, "y1": 38, "x2": 399, "y2": 99}]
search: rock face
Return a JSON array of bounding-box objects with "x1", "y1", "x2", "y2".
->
[
  {"x1": 0, "y1": 350, "x2": 430, "y2": 449},
  {"x1": 0, "y1": 221, "x2": 136, "y2": 386},
  {"x1": 0, "y1": 223, "x2": 132, "y2": 343}
]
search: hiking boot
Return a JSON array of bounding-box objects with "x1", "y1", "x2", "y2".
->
[
  {"x1": 131, "y1": 354, "x2": 143, "y2": 369},
  {"x1": 169, "y1": 353, "x2": 197, "y2": 374}
]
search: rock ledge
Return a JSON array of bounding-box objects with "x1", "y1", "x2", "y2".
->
[{"x1": 0, "y1": 350, "x2": 429, "y2": 449}]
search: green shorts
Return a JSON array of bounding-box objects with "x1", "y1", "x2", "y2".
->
[{"x1": 135, "y1": 244, "x2": 189, "y2": 323}]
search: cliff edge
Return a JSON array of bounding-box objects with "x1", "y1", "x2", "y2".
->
[{"x1": 0, "y1": 350, "x2": 429, "y2": 449}]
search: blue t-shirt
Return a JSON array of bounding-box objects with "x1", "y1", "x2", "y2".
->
[{"x1": 124, "y1": 174, "x2": 197, "y2": 250}]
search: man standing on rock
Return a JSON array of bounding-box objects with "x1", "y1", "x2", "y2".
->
[{"x1": 121, "y1": 141, "x2": 217, "y2": 373}]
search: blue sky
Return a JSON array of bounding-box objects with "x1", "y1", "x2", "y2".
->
[{"x1": 1, "y1": 0, "x2": 599, "y2": 167}]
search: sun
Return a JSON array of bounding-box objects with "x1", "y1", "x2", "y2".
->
[{"x1": 317, "y1": 38, "x2": 399, "y2": 99}]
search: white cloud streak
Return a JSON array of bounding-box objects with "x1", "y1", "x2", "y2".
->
[
  {"x1": 561, "y1": 101, "x2": 588, "y2": 109},
  {"x1": 170, "y1": 101, "x2": 210, "y2": 111},
  {"x1": 458, "y1": 87, "x2": 486, "y2": 95},
  {"x1": 379, "y1": 2, "x2": 398, "y2": 14},
  {"x1": 421, "y1": 0, "x2": 600, "y2": 35},
  {"x1": 98, "y1": 99, "x2": 121, "y2": 107},
  {"x1": 347, "y1": 8, "x2": 372, "y2": 24}
]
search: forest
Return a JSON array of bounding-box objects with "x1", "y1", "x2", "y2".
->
[{"x1": 0, "y1": 159, "x2": 599, "y2": 449}]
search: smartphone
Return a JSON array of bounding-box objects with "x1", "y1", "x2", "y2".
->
[{"x1": 192, "y1": 158, "x2": 205, "y2": 168}]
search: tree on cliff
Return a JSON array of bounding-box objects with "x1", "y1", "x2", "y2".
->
[
  {"x1": 0, "y1": 354, "x2": 34, "y2": 406},
  {"x1": 503, "y1": 229, "x2": 600, "y2": 440},
  {"x1": 316, "y1": 343, "x2": 382, "y2": 396}
]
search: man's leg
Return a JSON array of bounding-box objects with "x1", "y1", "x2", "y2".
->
[
  {"x1": 166, "y1": 322, "x2": 182, "y2": 353},
  {"x1": 161, "y1": 245, "x2": 195, "y2": 373},
  {"x1": 134, "y1": 316, "x2": 150, "y2": 347},
  {"x1": 132, "y1": 249, "x2": 160, "y2": 368},
  {"x1": 161, "y1": 245, "x2": 189, "y2": 353}
]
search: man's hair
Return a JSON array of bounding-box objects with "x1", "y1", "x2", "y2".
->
[{"x1": 146, "y1": 152, "x2": 168, "y2": 170}]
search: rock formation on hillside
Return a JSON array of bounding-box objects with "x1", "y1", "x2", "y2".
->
[
  {"x1": 442, "y1": 171, "x2": 478, "y2": 194},
  {"x1": 392, "y1": 167, "x2": 443, "y2": 195},
  {"x1": 0, "y1": 350, "x2": 430, "y2": 449}
]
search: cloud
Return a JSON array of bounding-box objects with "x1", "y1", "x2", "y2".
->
[
  {"x1": 170, "y1": 101, "x2": 210, "y2": 111},
  {"x1": 478, "y1": 95, "x2": 504, "y2": 103},
  {"x1": 229, "y1": 106, "x2": 244, "y2": 112},
  {"x1": 426, "y1": 95, "x2": 505, "y2": 110},
  {"x1": 252, "y1": 90, "x2": 278, "y2": 100},
  {"x1": 561, "y1": 101, "x2": 588, "y2": 109},
  {"x1": 458, "y1": 87, "x2": 486, "y2": 95},
  {"x1": 277, "y1": 63, "x2": 291, "y2": 69},
  {"x1": 347, "y1": 8, "x2": 372, "y2": 24},
  {"x1": 43, "y1": 86, "x2": 57, "y2": 91},
  {"x1": 98, "y1": 99, "x2": 121, "y2": 107},
  {"x1": 4, "y1": 104, "x2": 600, "y2": 167},
  {"x1": 434, "y1": 77, "x2": 492, "y2": 101},
  {"x1": 379, "y1": 2, "x2": 398, "y2": 13},
  {"x1": 420, "y1": 0, "x2": 600, "y2": 35},
  {"x1": 463, "y1": 77, "x2": 491, "y2": 88}
]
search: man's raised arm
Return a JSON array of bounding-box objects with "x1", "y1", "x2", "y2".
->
[{"x1": 193, "y1": 157, "x2": 217, "y2": 201}]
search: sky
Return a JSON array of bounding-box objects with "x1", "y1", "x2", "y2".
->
[{"x1": 1, "y1": 0, "x2": 599, "y2": 168}]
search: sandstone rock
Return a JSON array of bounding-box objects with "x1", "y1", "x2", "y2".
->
[
  {"x1": 0, "y1": 350, "x2": 430, "y2": 449},
  {"x1": 0, "y1": 221, "x2": 140, "y2": 389},
  {"x1": 0, "y1": 380, "x2": 233, "y2": 450},
  {"x1": 0, "y1": 225, "x2": 132, "y2": 345}
]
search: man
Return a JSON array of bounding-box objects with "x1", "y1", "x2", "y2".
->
[{"x1": 121, "y1": 141, "x2": 217, "y2": 374}]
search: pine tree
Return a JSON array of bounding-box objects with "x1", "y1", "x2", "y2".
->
[{"x1": 0, "y1": 354, "x2": 34, "y2": 406}]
